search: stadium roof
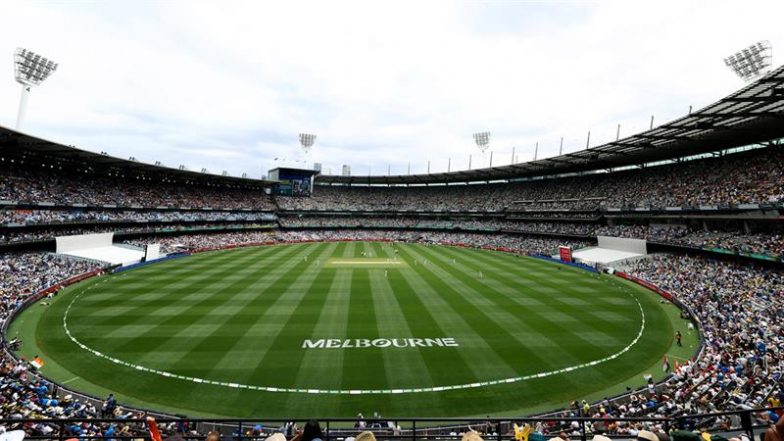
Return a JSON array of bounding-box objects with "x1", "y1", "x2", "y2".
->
[
  {"x1": 1, "y1": 64, "x2": 784, "y2": 188},
  {"x1": 318, "y1": 64, "x2": 784, "y2": 185},
  {"x1": 0, "y1": 127, "x2": 276, "y2": 188}
]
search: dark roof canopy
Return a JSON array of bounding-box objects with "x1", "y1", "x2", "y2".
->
[
  {"x1": 318, "y1": 65, "x2": 784, "y2": 185},
  {"x1": 0, "y1": 127, "x2": 275, "y2": 189}
]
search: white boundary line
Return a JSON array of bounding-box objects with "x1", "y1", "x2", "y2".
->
[{"x1": 62, "y1": 272, "x2": 646, "y2": 395}]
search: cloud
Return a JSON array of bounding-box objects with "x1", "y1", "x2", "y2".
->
[{"x1": 0, "y1": 0, "x2": 781, "y2": 177}]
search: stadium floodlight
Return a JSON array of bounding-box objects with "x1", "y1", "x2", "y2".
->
[
  {"x1": 299, "y1": 133, "x2": 317, "y2": 155},
  {"x1": 473, "y1": 131, "x2": 490, "y2": 153},
  {"x1": 724, "y1": 41, "x2": 773, "y2": 82},
  {"x1": 13, "y1": 48, "x2": 58, "y2": 130}
]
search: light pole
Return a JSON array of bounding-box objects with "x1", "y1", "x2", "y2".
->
[{"x1": 13, "y1": 48, "x2": 58, "y2": 130}]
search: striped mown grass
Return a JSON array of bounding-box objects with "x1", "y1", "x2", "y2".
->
[{"x1": 10, "y1": 242, "x2": 693, "y2": 418}]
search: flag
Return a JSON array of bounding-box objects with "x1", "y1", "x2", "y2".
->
[
  {"x1": 147, "y1": 416, "x2": 163, "y2": 441},
  {"x1": 30, "y1": 356, "x2": 44, "y2": 369},
  {"x1": 662, "y1": 355, "x2": 671, "y2": 373},
  {"x1": 514, "y1": 424, "x2": 531, "y2": 441}
]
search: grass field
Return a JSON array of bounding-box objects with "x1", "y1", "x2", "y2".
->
[{"x1": 10, "y1": 241, "x2": 698, "y2": 418}]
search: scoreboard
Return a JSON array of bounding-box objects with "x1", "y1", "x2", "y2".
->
[{"x1": 268, "y1": 167, "x2": 319, "y2": 196}]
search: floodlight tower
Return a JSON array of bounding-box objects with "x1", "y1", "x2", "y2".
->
[
  {"x1": 724, "y1": 41, "x2": 772, "y2": 82},
  {"x1": 299, "y1": 133, "x2": 317, "y2": 155},
  {"x1": 13, "y1": 48, "x2": 58, "y2": 130},
  {"x1": 473, "y1": 131, "x2": 490, "y2": 153},
  {"x1": 298, "y1": 133, "x2": 317, "y2": 170},
  {"x1": 473, "y1": 131, "x2": 491, "y2": 168}
]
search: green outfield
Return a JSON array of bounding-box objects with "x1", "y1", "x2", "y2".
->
[{"x1": 9, "y1": 241, "x2": 698, "y2": 418}]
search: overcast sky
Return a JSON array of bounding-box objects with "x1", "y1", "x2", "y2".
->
[{"x1": 0, "y1": 0, "x2": 781, "y2": 178}]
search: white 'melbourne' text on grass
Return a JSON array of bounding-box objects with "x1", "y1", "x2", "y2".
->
[{"x1": 302, "y1": 338, "x2": 459, "y2": 349}]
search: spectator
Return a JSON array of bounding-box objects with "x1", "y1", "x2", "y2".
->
[
  {"x1": 355, "y1": 431, "x2": 376, "y2": 441},
  {"x1": 101, "y1": 394, "x2": 116, "y2": 417},
  {"x1": 293, "y1": 420, "x2": 324, "y2": 441}
]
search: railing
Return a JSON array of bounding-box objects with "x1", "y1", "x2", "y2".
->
[{"x1": 1, "y1": 407, "x2": 782, "y2": 441}]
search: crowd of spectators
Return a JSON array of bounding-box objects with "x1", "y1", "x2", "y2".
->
[
  {"x1": 0, "y1": 359, "x2": 149, "y2": 438},
  {"x1": 124, "y1": 230, "x2": 594, "y2": 255},
  {"x1": 0, "y1": 146, "x2": 780, "y2": 260},
  {"x1": 2, "y1": 211, "x2": 780, "y2": 260},
  {"x1": 277, "y1": 219, "x2": 784, "y2": 258},
  {"x1": 0, "y1": 214, "x2": 600, "y2": 245},
  {"x1": 606, "y1": 255, "x2": 784, "y2": 420},
  {"x1": 0, "y1": 253, "x2": 102, "y2": 325},
  {"x1": 278, "y1": 184, "x2": 510, "y2": 211},
  {"x1": 278, "y1": 216, "x2": 598, "y2": 235},
  {"x1": 3, "y1": 146, "x2": 781, "y2": 214},
  {"x1": 0, "y1": 208, "x2": 275, "y2": 226},
  {"x1": 506, "y1": 211, "x2": 602, "y2": 220},
  {"x1": 1, "y1": 217, "x2": 780, "y2": 260},
  {"x1": 596, "y1": 224, "x2": 784, "y2": 259},
  {"x1": 0, "y1": 223, "x2": 276, "y2": 245},
  {"x1": 279, "y1": 147, "x2": 784, "y2": 211},
  {"x1": 0, "y1": 252, "x2": 187, "y2": 439},
  {"x1": 595, "y1": 224, "x2": 691, "y2": 241},
  {"x1": 122, "y1": 231, "x2": 279, "y2": 253},
  {"x1": 0, "y1": 253, "x2": 127, "y2": 436},
  {"x1": 0, "y1": 166, "x2": 274, "y2": 210},
  {"x1": 676, "y1": 230, "x2": 784, "y2": 258}
]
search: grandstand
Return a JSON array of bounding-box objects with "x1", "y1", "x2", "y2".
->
[{"x1": 1, "y1": 5, "x2": 784, "y2": 441}]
